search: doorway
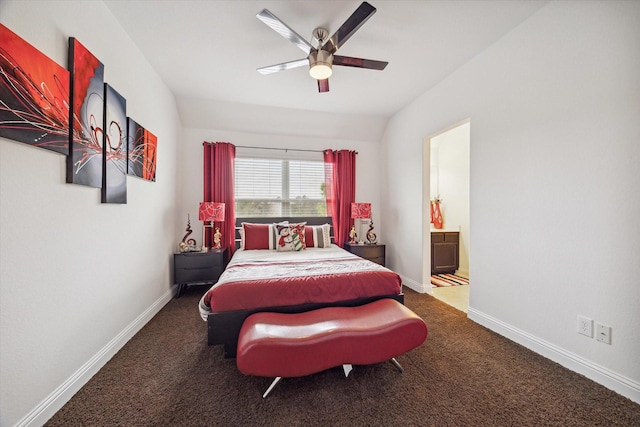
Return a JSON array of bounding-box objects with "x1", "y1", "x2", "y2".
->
[{"x1": 423, "y1": 120, "x2": 470, "y2": 311}]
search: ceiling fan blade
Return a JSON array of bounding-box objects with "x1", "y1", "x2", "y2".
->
[
  {"x1": 257, "y1": 58, "x2": 309, "y2": 75},
  {"x1": 322, "y1": 2, "x2": 376, "y2": 54},
  {"x1": 256, "y1": 9, "x2": 313, "y2": 55},
  {"x1": 317, "y1": 79, "x2": 330, "y2": 93},
  {"x1": 333, "y1": 55, "x2": 388, "y2": 70}
]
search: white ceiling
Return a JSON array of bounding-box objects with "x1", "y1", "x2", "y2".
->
[{"x1": 104, "y1": 0, "x2": 547, "y2": 140}]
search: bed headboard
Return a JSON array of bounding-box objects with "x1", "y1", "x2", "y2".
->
[{"x1": 235, "y1": 217, "x2": 334, "y2": 249}]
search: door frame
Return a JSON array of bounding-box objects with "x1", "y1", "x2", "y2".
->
[{"x1": 422, "y1": 118, "x2": 470, "y2": 292}]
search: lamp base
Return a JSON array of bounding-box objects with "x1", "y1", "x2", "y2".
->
[
  {"x1": 201, "y1": 225, "x2": 208, "y2": 252},
  {"x1": 356, "y1": 218, "x2": 369, "y2": 245}
]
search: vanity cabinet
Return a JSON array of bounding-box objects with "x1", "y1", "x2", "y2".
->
[{"x1": 431, "y1": 232, "x2": 459, "y2": 274}]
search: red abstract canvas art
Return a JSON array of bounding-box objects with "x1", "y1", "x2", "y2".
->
[
  {"x1": 66, "y1": 37, "x2": 105, "y2": 187},
  {"x1": 102, "y1": 83, "x2": 127, "y2": 204},
  {"x1": 127, "y1": 117, "x2": 157, "y2": 182},
  {"x1": 2, "y1": 25, "x2": 155, "y2": 204},
  {"x1": 0, "y1": 24, "x2": 69, "y2": 154}
]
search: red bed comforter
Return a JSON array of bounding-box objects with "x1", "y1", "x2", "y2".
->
[{"x1": 199, "y1": 245, "x2": 402, "y2": 319}]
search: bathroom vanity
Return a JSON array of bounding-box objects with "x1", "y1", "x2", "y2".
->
[{"x1": 431, "y1": 230, "x2": 459, "y2": 274}]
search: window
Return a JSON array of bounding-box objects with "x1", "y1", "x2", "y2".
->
[{"x1": 235, "y1": 157, "x2": 327, "y2": 217}]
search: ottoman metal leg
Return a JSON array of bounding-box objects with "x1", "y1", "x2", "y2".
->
[
  {"x1": 263, "y1": 377, "x2": 282, "y2": 398},
  {"x1": 342, "y1": 364, "x2": 353, "y2": 377},
  {"x1": 390, "y1": 357, "x2": 404, "y2": 373}
]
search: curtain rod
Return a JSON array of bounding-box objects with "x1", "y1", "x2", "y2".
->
[
  {"x1": 235, "y1": 145, "x2": 358, "y2": 155},
  {"x1": 236, "y1": 145, "x2": 323, "y2": 154}
]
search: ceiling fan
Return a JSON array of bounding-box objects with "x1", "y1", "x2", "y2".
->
[{"x1": 256, "y1": 1, "x2": 388, "y2": 93}]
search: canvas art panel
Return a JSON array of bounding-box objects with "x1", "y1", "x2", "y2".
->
[
  {"x1": 0, "y1": 23, "x2": 69, "y2": 154},
  {"x1": 66, "y1": 37, "x2": 105, "y2": 187},
  {"x1": 102, "y1": 83, "x2": 127, "y2": 204},
  {"x1": 127, "y1": 117, "x2": 157, "y2": 182}
]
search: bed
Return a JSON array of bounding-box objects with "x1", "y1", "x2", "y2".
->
[{"x1": 199, "y1": 217, "x2": 404, "y2": 357}]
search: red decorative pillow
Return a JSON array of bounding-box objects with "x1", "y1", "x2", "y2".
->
[
  {"x1": 305, "y1": 227, "x2": 314, "y2": 247},
  {"x1": 241, "y1": 223, "x2": 276, "y2": 250}
]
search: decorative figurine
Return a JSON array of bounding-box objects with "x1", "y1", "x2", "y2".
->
[
  {"x1": 366, "y1": 219, "x2": 377, "y2": 244},
  {"x1": 349, "y1": 226, "x2": 358, "y2": 244},
  {"x1": 213, "y1": 227, "x2": 222, "y2": 249},
  {"x1": 179, "y1": 214, "x2": 199, "y2": 252}
]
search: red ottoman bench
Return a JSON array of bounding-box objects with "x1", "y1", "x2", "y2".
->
[{"x1": 236, "y1": 298, "x2": 428, "y2": 397}]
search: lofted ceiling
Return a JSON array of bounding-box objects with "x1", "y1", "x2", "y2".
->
[{"x1": 104, "y1": 0, "x2": 547, "y2": 141}]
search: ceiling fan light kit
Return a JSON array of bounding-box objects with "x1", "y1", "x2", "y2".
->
[
  {"x1": 256, "y1": 1, "x2": 388, "y2": 93},
  {"x1": 309, "y1": 49, "x2": 333, "y2": 80}
]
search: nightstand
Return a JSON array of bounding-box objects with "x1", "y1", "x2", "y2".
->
[
  {"x1": 344, "y1": 243, "x2": 385, "y2": 266},
  {"x1": 173, "y1": 248, "x2": 228, "y2": 297}
]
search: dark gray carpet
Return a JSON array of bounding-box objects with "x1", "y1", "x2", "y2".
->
[{"x1": 47, "y1": 287, "x2": 640, "y2": 426}]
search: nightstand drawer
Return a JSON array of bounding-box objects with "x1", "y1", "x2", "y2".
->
[
  {"x1": 175, "y1": 266, "x2": 221, "y2": 284},
  {"x1": 174, "y1": 252, "x2": 223, "y2": 270}
]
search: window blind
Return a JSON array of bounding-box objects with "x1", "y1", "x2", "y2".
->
[{"x1": 235, "y1": 157, "x2": 327, "y2": 217}]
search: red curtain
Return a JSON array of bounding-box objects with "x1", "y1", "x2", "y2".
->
[
  {"x1": 203, "y1": 142, "x2": 236, "y2": 254},
  {"x1": 323, "y1": 149, "x2": 357, "y2": 247}
]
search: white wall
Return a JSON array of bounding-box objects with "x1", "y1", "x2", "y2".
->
[
  {"x1": 381, "y1": 1, "x2": 639, "y2": 402},
  {"x1": 0, "y1": 1, "x2": 181, "y2": 425},
  {"x1": 178, "y1": 128, "x2": 383, "y2": 245}
]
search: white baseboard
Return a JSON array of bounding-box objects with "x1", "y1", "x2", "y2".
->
[
  {"x1": 401, "y1": 275, "x2": 432, "y2": 294},
  {"x1": 468, "y1": 307, "x2": 640, "y2": 404},
  {"x1": 17, "y1": 287, "x2": 176, "y2": 427}
]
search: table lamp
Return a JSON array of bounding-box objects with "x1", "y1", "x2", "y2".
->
[
  {"x1": 351, "y1": 202, "x2": 371, "y2": 245},
  {"x1": 199, "y1": 202, "x2": 225, "y2": 251}
]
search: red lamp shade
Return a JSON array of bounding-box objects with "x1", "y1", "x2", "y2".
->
[
  {"x1": 199, "y1": 202, "x2": 225, "y2": 222},
  {"x1": 351, "y1": 203, "x2": 371, "y2": 219}
]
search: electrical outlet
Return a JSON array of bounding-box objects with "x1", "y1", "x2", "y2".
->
[
  {"x1": 577, "y1": 315, "x2": 593, "y2": 337},
  {"x1": 596, "y1": 323, "x2": 612, "y2": 344}
]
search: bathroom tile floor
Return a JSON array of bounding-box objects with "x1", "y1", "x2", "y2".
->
[{"x1": 431, "y1": 284, "x2": 469, "y2": 313}]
